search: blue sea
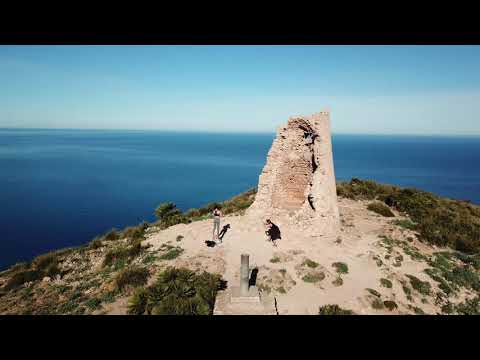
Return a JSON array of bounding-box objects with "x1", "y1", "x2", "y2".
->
[{"x1": 1, "y1": 129, "x2": 479, "y2": 270}]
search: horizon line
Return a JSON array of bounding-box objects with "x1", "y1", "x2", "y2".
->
[{"x1": 1, "y1": 127, "x2": 480, "y2": 137}]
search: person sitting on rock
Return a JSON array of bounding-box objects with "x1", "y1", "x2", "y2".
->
[{"x1": 265, "y1": 219, "x2": 281, "y2": 247}]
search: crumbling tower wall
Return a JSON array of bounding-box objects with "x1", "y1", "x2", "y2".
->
[{"x1": 247, "y1": 111, "x2": 340, "y2": 236}]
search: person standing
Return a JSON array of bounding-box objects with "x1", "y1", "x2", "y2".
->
[{"x1": 212, "y1": 207, "x2": 222, "y2": 243}]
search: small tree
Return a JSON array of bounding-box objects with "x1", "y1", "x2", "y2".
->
[{"x1": 154, "y1": 203, "x2": 187, "y2": 229}]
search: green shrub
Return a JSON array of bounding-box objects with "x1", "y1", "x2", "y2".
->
[
  {"x1": 122, "y1": 223, "x2": 148, "y2": 241},
  {"x1": 302, "y1": 272, "x2": 325, "y2": 283},
  {"x1": 371, "y1": 298, "x2": 384, "y2": 310},
  {"x1": 383, "y1": 300, "x2": 398, "y2": 311},
  {"x1": 84, "y1": 297, "x2": 102, "y2": 311},
  {"x1": 454, "y1": 296, "x2": 480, "y2": 315},
  {"x1": 412, "y1": 306, "x2": 425, "y2": 315},
  {"x1": 332, "y1": 262, "x2": 349, "y2": 274},
  {"x1": 380, "y1": 278, "x2": 392, "y2": 288},
  {"x1": 366, "y1": 288, "x2": 381, "y2": 298},
  {"x1": 332, "y1": 277, "x2": 343, "y2": 286},
  {"x1": 424, "y1": 268, "x2": 454, "y2": 296},
  {"x1": 3, "y1": 269, "x2": 43, "y2": 291},
  {"x1": 89, "y1": 237, "x2": 103, "y2": 249},
  {"x1": 102, "y1": 240, "x2": 143, "y2": 268},
  {"x1": 127, "y1": 287, "x2": 150, "y2": 315},
  {"x1": 367, "y1": 202, "x2": 395, "y2": 217},
  {"x1": 159, "y1": 247, "x2": 184, "y2": 260},
  {"x1": 302, "y1": 259, "x2": 319, "y2": 268},
  {"x1": 393, "y1": 219, "x2": 417, "y2": 230},
  {"x1": 142, "y1": 253, "x2": 158, "y2": 264},
  {"x1": 127, "y1": 267, "x2": 222, "y2": 315},
  {"x1": 270, "y1": 257, "x2": 281, "y2": 263},
  {"x1": 45, "y1": 263, "x2": 61, "y2": 278},
  {"x1": 32, "y1": 252, "x2": 58, "y2": 270},
  {"x1": 337, "y1": 179, "x2": 480, "y2": 253},
  {"x1": 114, "y1": 266, "x2": 150, "y2": 291},
  {"x1": 154, "y1": 203, "x2": 187, "y2": 229},
  {"x1": 406, "y1": 275, "x2": 431, "y2": 295},
  {"x1": 453, "y1": 252, "x2": 480, "y2": 270},
  {"x1": 104, "y1": 228, "x2": 120, "y2": 241},
  {"x1": 318, "y1": 304, "x2": 354, "y2": 315}
]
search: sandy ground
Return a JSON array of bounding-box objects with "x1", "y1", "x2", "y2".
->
[{"x1": 100, "y1": 197, "x2": 454, "y2": 315}]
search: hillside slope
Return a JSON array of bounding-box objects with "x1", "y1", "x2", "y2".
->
[{"x1": 1, "y1": 180, "x2": 479, "y2": 315}]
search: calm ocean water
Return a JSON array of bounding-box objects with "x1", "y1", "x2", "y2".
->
[{"x1": 1, "y1": 129, "x2": 479, "y2": 270}]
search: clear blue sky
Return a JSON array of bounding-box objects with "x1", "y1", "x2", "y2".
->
[{"x1": 1, "y1": 45, "x2": 480, "y2": 135}]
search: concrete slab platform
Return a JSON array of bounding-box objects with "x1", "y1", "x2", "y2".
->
[{"x1": 230, "y1": 286, "x2": 261, "y2": 303}]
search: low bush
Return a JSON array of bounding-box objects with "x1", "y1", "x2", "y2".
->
[
  {"x1": 3, "y1": 269, "x2": 43, "y2": 291},
  {"x1": 366, "y1": 288, "x2": 381, "y2": 297},
  {"x1": 318, "y1": 304, "x2": 354, "y2": 315},
  {"x1": 158, "y1": 246, "x2": 184, "y2": 260},
  {"x1": 367, "y1": 202, "x2": 395, "y2": 217},
  {"x1": 88, "y1": 237, "x2": 103, "y2": 250},
  {"x1": 127, "y1": 267, "x2": 222, "y2": 315},
  {"x1": 380, "y1": 278, "x2": 392, "y2": 288},
  {"x1": 406, "y1": 275, "x2": 431, "y2": 296},
  {"x1": 302, "y1": 259, "x2": 319, "y2": 268},
  {"x1": 393, "y1": 219, "x2": 417, "y2": 231},
  {"x1": 332, "y1": 277, "x2": 343, "y2": 287},
  {"x1": 154, "y1": 203, "x2": 188, "y2": 229},
  {"x1": 383, "y1": 300, "x2": 398, "y2": 311},
  {"x1": 302, "y1": 272, "x2": 325, "y2": 283},
  {"x1": 337, "y1": 178, "x2": 480, "y2": 253},
  {"x1": 114, "y1": 266, "x2": 150, "y2": 291},
  {"x1": 103, "y1": 240, "x2": 143, "y2": 268},
  {"x1": 332, "y1": 262, "x2": 349, "y2": 274}
]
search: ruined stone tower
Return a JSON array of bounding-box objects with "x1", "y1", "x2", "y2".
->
[{"x1": 247, "y1": 111, "x2": 340, "y2": 236}]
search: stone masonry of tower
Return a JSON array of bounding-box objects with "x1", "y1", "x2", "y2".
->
[{"x1": 247, "y1": 111, "x2": 340, "y2": 237}]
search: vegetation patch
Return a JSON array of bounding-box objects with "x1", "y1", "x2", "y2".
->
[
  {"x1": 367, "y1": 202, "x2": 395, "y2": 217},
  {"x1": 127, "y1": 267, "x2": 222, "y2": 315},
  {"x1": 332, "y1": 277, "x2": 343, "y2": 287},
  {"x1": 142, "y1": 253, "x2": 158, "y2": 265},
  {"x1": 393, "y1": 219, "x2": 417, "y2": 231},
  {"x1": 332, "y1": 262, "x2": 348, "y2": 274},
  {"x1": 383, "y1": 300, "x2": 398, "y2": 311},
  {"x1": 371, "y1": 298, "x2": 384, "y2": 310},
  {"x1": 158, "y1": 246, "x2": 184, "y2": 260},
  {"x1": 337, "y1": 178, "x2": 480, "y2": 254},
  {"x1": 453, "y1": 296, "x2": 480, "y2": 315},
  {"x1": 302, "y1": 272, "x2": 325, "y2": 283},
  {"x1": 380, "y1": 278, "x2": 393, "y2": 288},
  {"x1": 114, "y1": 265, "x2": 150, "y2": 292},
  {"x1": 372, "y1": 255, "x2": 383, "y2": 267},
  {"x1": 406, "y1": 275, "x2": 431, "y2": 296},
  {"x1": 270, "y1": 257, "x2": 281, "y2": 263},
  {"x1": 318, "y1": 304, "x2": 355, "y2": 315},
  {"x1": 102, "y1": 240, "x2": 143, "y2": 268},
  {"x1": 366, "y1": 288, "x2": 381, "y2": 298},
  {"x1": 302, "y1": 259, "x2": 319, "y2": 268},
  {"x1": 84, "y1": 297, "x2": 102, "y2": 311}
]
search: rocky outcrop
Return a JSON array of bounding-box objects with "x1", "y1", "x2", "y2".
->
[{"x1": 247, "y1": 111, "x2": 340, "y2": 237}]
